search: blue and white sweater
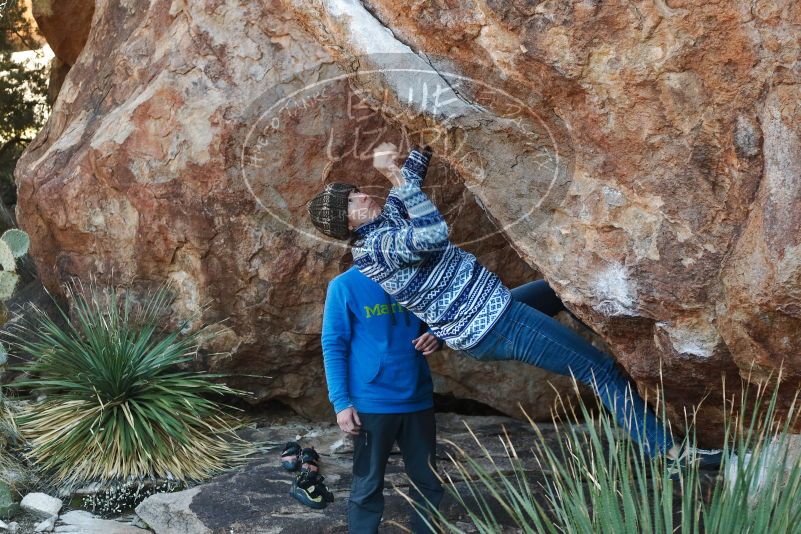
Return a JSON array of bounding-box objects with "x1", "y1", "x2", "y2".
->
[{"x1": 352, "y1": 149, "x2": 512, "y2": 351}]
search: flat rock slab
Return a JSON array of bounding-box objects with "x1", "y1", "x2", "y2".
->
[{"x1": 54, "y1": 510, "x2": 150, "y2": 533}]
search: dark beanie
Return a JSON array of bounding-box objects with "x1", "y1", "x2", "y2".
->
[{"x1": 307, "y1": 182, "x2": 357, "y2": 240}]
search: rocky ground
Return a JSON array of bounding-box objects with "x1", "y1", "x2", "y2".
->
[
  {"x1": 0, "y1": 407, "x2": 561, "y2": 533},
  {"x1": 1, "y1": 404, "x2": 730, "y2": 533},
  {"x1": 133, "y1": 409, "x2": 559, "y2": 533}
]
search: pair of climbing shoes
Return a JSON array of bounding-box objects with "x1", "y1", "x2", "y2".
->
[
  {"x1": 281, "y1": 442, "x2": 335, "y2": 509},
  {"x1": 280, "y1": 442, "x2": 321, "y2": 472}
]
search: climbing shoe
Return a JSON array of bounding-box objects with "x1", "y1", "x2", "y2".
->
[
  {"x1": 300, "y1": 446, "x2": 320, "y2": 473},
  {"x1": 319, "y1": 474, "x2": 335, "y2": 503},
  {"x1": 666, "y1": 445, "x2": 726, "y2": 481},
  {"x1": 280, "y1": 441, "x2": 302, "y2": 471},
  {"x1": 290, "y1": 470, "x2": 334, "y2": 509},
  {"x1": 671, "y1": 445, "x2": 725, "y2": 470}
]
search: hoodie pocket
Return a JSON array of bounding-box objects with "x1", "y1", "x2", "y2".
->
[
  {"x1": 375, "y1": 349, "x2": 422, "y2": 395},
  {"x1": 353, "y1": 355, "x2": 381, "y2": 384}
]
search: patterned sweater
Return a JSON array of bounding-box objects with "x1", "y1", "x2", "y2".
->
[{"x1": 352, "y1": 148, "x2": 511, "y2": 351}]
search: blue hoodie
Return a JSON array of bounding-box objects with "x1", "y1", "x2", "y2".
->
[{"x1": 321, "y1": 265, "x2": 434, "y2": 414}]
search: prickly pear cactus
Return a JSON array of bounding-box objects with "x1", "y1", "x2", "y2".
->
[
  {"x1": 0, "y1": 229, "x2": 30, "y2": 364},
  {"x1": 1, "y1": 229, "x2": 30, "y2": 259}
]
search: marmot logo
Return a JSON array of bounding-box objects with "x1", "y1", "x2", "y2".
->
[{"x1": 364, "y1": 302, "x2": 410, "y2": 318}]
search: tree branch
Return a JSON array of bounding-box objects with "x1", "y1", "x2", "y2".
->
[{"x1": 11, "y1": 27, "x2": 38, "y2": 52}]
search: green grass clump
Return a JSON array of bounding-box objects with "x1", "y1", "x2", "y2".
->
[
  {"x1": 401, "y1": 373, "x2": 801, "y2": 533},
  {"x1": 4, "y1": 277, "x2": 255, "y2": 488}
]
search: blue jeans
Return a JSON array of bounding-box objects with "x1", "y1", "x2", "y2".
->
[
  {"x1": 462, "y1": 286, "x2": 673, "y2": 457},
  {"x1": 510, "y1": 279, "x2": 578, "y2": 321}
]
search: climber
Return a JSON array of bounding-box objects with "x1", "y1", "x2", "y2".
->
[
  {"x1": 320, "y1": 215, "x2": 587, "y2": 532},
  {"x1": 307, "y1": 142, "x2": 723, "y2": 468},
  {"x1": 320, "y1": 254, "x2": 444, "y2": 534}
]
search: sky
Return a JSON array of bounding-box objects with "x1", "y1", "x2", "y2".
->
[{"x1": 10, "y1": 42, "x2": 53, "y2": 67}]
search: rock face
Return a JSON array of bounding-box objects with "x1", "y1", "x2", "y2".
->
[
  {"x1": 14, "y1": 1, "x2": 801, "y2": 441},
  {"x1": 30, "y1": 0, "x2": 95, "y2": 104},
  {"x1": 30, "y1": 0, "x2": 94, "y2": 66}
]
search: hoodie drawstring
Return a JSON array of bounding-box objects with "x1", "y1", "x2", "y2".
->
[{"x1": 386, "y1": 292, "x2": 396, "y2": 326}]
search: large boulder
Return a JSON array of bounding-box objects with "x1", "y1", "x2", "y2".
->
[
  {"x1": 14, "y1": 0, "x2": 584, "y2": 422},
  {"x1": 30, "y1": 0, "x2": 94, "y2": 66},
  {"x1": 30, "y1": 0, "x2": 95, "y2": 104},
  {"x1": 14, "y1": 0, "x2": 801, "y2": 441}
]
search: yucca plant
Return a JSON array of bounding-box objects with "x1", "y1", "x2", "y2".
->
[
  {"x1": 400, "y1": 372, "x2": 801, "y2": 533},
  {"x1": 3, "y1": 277, "x2": 255, "y2": 488},
  {"x1": 701, "y1": 375, "x2": 801, "y2": 533}
]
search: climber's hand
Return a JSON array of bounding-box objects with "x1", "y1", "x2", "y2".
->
[
  {"x1": 336, "y1": 406, "x2": 362, "y2": 435},
  {"x1": 373, "y1": 142, "x2": 404, "y2": 187},
  {"x1": 413, "y1": 332, "x2": 443, "y2": 356}
]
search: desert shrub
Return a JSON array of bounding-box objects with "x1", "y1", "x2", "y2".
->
[
  {"x1": 402, "y1": 375, "x2": 801, "y2": 533},
  {"x1": 5, "y1": 278, "x2": 254, "y2": 488}
]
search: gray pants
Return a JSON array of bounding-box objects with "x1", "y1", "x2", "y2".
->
[{"x1": 348, "y1": 408, "x2": 444, "y2": 533}]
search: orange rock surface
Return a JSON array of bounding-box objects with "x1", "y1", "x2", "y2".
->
[{"x1": 15, "y1": 1, "x2": 801, "y2": 439}]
